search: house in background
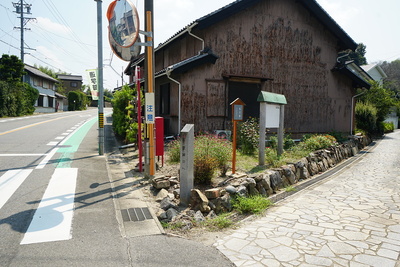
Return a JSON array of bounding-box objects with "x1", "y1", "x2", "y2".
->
[
  {"x1": 361, "y1": 64, "x2": 387, "y2": 86},
  {"x1": 24, "y1": 64, "x2": 59, "y2": 113},
  {"x1": 57, "y1": 74, "x2": 83, "y2": 94},
  {"x1": 126, "y1": 0, "x2": 372, "y2": 136}
]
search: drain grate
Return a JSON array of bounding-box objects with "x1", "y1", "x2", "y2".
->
[{"x1": 121, "y1": 207, "x2": 152, "y2": 222}]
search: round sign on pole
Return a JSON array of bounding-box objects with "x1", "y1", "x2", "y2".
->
[
  {"x1": 109, "y1": 32, "x2": 141, "y2": 61},
  {"x1": 107, "y1": 0, "x2": 140, "y2": 48}
]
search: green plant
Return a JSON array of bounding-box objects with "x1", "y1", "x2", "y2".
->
[
  {"x1": 203, "y1": 213, "x2": 234, "y2": 230},
  {"x1": 111, "y1": 84, "x2": 139, "y2": 143},
  {"x1": 237, "y1": 118, "x2": 259, "y2": 155},
  {"x1": 68, "y1": 91, "x2": 88, "y2": 111},
  {"x1": 194, "y1": 135, "x2": 231, "y2": 184},
  {"x1": 355, "y1": 101, "x2": 377, "y2": 135},
  {"x1": 232, "y1": 195, "x2": 272, "y2": 214},
  {"x1": 166, "y1": 139, "x2": 181, "y2": 163},
  {"x1": 299, "y1": 134, "x2": 337, "y2": 151},
  {"x1": 167, "y1": 135, "x2": 231, "y2": 184},
  {"x1": 285, "y1": 185, "x2": 297, "y2": 192},
  {"x1": 382, "y1": 122, "x2": 394, "y2": 133}
]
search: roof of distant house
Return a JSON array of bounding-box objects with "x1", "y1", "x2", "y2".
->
[
  {"x1": 24, "y1": 64, "x2": 58, "y2": 83},
  {"x1": 57, "y1": 74, "x2": 83, "y2": 81}
]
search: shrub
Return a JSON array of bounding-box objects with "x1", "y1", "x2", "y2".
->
[
  {"x1": 355, "y1": 101, "x2": 377, "y2": 135},
  {"x1": 232, "y1": 195, "x2": 272, "y2": 214},
  {"x1": 269, "y1": 134, "x2": 295, "y2": 150},
  {"x1": 237, "y1": 118, "x2": 259, "y2": 155},
  {"x1": 299, "y1": 134, "x2": 337, "y2": 151},
  {"x1": 166, "y1": 135, "x2": 232, "y2": 184},
  {"x1": 111, "y1": 85, "x2": 139, "y2": 144},
  {"x1": 68, "y1": 91, "x2": 88, "y2": 111},
  {"x1": 194, "y1": 135, "x2": 231, "y2": 184},
  {"x1": 0, "y1": 81, "x2": 38, "y2": 117},
  {"x1": 382, "y1": 122, "x2": 394, "y2": 133}
]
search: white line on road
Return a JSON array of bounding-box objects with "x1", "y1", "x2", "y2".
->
[
  {"x1": 0, "y1": 154, "x2": 47, "y2": 157},
  {"x1": 35, "y1": 148, "x2": 58, "y2": 169},
  {"x1": 0, "y1": 169, "x2": 33, "y2": 210},
  {"x1": 21, "y1": 168, "x2": 78, "y2": 245}
]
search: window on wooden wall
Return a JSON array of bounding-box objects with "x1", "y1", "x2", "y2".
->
[
  {"x1": 38, "y1": 95, "x2": 44, "y2": 107},
  {"x1": 206, "y1": 81, "x2": 226, "y2": 117},
  {"x1": 159, "y1": 83, "x2": 170, "y2": 115}
]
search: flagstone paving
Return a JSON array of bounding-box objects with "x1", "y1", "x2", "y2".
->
[{"x1": 214, "y1": 130, "x2": 400, "y2": 266}]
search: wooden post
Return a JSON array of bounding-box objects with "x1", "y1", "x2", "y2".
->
[{"x1": 232, "y1": 121, "x2": 237, "y2": 174}]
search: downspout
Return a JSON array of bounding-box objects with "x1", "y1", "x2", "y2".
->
[
  {"x1": 350, "y1": 91, "x2": 366, "y2": 136},
  {"x1": 186, "y1": 23, "x2": 204, "y2": 54},
  {"x1": 166, "y1": 67, "x2": 182, "y2": 134}
]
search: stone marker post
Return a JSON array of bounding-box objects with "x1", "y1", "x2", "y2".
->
[{"x1": 180, "y1": 124, "x2": 194, "y2": 206}]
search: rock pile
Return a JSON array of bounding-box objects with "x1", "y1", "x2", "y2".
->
[{"x1": 153, "y1": 135, "x2": 371, "y2": 225}]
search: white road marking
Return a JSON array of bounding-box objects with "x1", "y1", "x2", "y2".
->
[
  {"x1": 55, "y1": 136, "x2": 65, "y2": 140},
  {"x1": 36, "y1": 148, "x2": 58, "y2": 169},
  {"x1": 21, "y1": 168, "x2": 78, "y2": 245},
  {"x1": 47, "y1": 141, "x2": 58, "y2": 146},
  {"x1": 0, "y1": 169, "x2": 33, "y2": 209},
  {"x1": 61, "y1": 133, "x2": 69, "y2": 136},
  {"x1": 0, "y1": 154, "x2": 47, "y2": 157}
]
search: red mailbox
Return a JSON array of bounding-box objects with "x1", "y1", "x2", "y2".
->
[{"x1": 155, "y1": 117, "x2": 165, "y2": 165}]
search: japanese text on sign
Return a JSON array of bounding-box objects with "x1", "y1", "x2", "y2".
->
[{"x1": 145, "y1": 93, "x2": 155, "y2": 124}]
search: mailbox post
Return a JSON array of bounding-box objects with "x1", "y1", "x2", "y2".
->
[{"x1": 230, "y1": 98, "x2": 245, "y2": 174}]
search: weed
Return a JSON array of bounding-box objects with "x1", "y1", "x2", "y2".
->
[
  {"x1": 203, "y1": 213, "x2": 234, "y2": 230},
  {"x1": 285, "y1": 185, "x2": 297, "y2": 192},
  {"x1": 232, "y1": 195, "x2": 272, "y2": 214}
]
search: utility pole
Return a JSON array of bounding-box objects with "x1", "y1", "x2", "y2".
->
[
  {"x1": 13, "y1": 0, "x2": 35, "y2": 64},
  {"x1": 95, "y1": 0, "x2": 104, "y2": 155},
  {"x1": 144, "y1": 0, "x2": 156, "y2": 177}
]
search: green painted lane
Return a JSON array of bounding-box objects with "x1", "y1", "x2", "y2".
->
[{"x1": 56, "y1": 117, "x2": 98, "y2": 168}]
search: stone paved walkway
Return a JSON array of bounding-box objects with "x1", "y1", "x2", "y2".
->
[{"x1": 214, "y1": 130, "x2": 400, "y2": 267}]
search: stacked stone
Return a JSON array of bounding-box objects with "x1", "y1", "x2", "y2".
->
[{"x1": 154, "y1": 135, "x2": 371, "y2": 225}]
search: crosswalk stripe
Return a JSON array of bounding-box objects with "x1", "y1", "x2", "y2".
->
[
  {"x1": 21, "y1": 168, "x2": 78, "y2": 245},
  {"x1": 0, "y1": 169, "x2": 33, "y2": 210}
]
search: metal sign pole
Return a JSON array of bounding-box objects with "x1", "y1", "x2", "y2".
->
[{"x1": 95, "y1": 0, "x2": 104, "y2": 155}]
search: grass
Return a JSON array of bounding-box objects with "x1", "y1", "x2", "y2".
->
[
  {"x1": 202, "y1": 213, "x2": 234, "y2": 230},
  {"x1": 285, "y1": 185, "x2": 297, "y2": 192},
  {"x1": 232, "y1": 194, "x2": 273, "y2": 214}
]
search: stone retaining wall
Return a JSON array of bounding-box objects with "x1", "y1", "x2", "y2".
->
[{"x1": 155, "y1": 135, "x2": 372, "y2": 222}]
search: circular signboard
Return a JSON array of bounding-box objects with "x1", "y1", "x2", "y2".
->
[
  {"x1": 107, "y1": 0, "x2": 140, "y2": 48},
  {"x1": 109, "y1": 31, "x2": 141, "y2": 61}
]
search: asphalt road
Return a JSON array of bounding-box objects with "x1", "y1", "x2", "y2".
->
[
  {"x1": 0, "y1": 109, "x2": 233, "y2": 267},
  {"x1": 0, "y1": 108, "x2": 129, "y2": 266}
]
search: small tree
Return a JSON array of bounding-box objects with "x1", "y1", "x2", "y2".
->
[
  {"x1": 111, "y1": 84, "x2": 138, "y2": 143},
  {"x1": 0, "y1": 54, "x2": 25, "y2": 83}
]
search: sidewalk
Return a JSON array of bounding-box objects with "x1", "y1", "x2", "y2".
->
[{"x1": 214, "y1": 130, "x2": 400, "y2": 266}]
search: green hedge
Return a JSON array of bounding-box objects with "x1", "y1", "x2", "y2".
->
[
  {"x1": 0, "y1": 81, "x2": 38, "y2": 117},
  {"x1": 355, "y1": 101, "x2": 377, "y2": 135},
  {"x1": 68, "y1": 91, "x2": 88, "y2": 111}
]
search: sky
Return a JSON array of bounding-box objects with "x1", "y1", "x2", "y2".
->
[{"x1": 0, "y1": 0, "x2": 399, "y2": 90}]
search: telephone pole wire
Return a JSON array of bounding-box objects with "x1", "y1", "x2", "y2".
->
[{"x1": 12, "y1": 0, "x2": 35, "y2": 64}]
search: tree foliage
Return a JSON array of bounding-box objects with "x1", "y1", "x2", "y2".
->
[
  {"x1": 0, "y1": 81, "x2": 39, "y2": 117},
  {"x1": 380, "y1": 59, "x2": 400, "y2": 95},
  {"x1": 111, "y1": 84, "x2": 138, "y2": 143},
  {"x1": 0, "y1": 54, "x2": 38, "y2": 117},
  {"x1": 0, "y1": 54, "x2": 25, "y2": 83},
  {"x1": 338, "y1": 43, "x2": 367, "y2": 66},
  {"x1": 68, "y1": 91, "x2": 88, "y2": 111},
  {"x1": 356, "y1": 81, "x2": 398, "y2": 135}
]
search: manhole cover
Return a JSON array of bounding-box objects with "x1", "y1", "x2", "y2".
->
[{"x1": 121, "y1": 207, "x2": 152, "y2": 222}]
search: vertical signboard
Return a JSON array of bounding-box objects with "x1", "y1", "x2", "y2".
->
[
  {"x1": 145, "y1": 92, "x2": 155, "y2": 124},
  {"x1": 86, "y1": 69, "x2": 99, "y2": 101}
]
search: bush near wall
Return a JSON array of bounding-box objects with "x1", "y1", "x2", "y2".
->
[
  {"x1": 68, "y1": 91, "x2": 88, "y2": 111},
  {"x1": 355, "y1": 101, "x2": 377, "y2": 135},
  {"x1": 0, "y1": 81, "x2": 38, "y2": 117},
  {"x1": 111, "y1": 85, "x2": 138, "y2": 144}
]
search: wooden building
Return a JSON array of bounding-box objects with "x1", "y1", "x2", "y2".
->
[{"x1": 126, "y1": 0, "x2": 371, "y2": 136}]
